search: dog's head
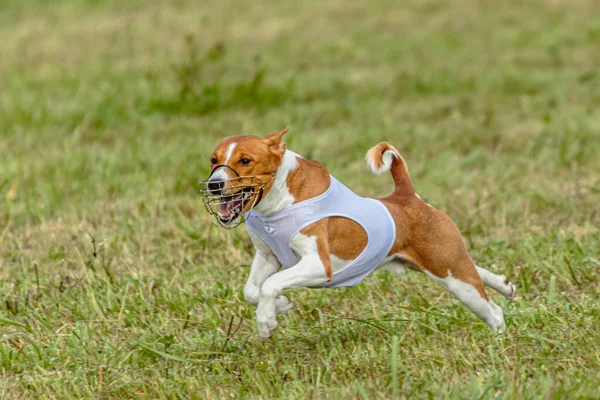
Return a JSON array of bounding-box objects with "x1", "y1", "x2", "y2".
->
[{"x1": 200, "y1": 128, "x2": 288, "y2": 227}]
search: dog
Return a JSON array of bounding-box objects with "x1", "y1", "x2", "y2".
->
[{"x1": 200, "y1": 128, "x2": 516, "y2": 339}]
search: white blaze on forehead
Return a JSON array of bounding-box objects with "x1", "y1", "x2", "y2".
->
[{"x1": 224, "y1": 142, "x2": 237, "y2": 164}]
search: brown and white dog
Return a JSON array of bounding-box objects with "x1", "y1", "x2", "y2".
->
[{"x1": 201, "y1": 128, "x2": 515, "y2": 338}]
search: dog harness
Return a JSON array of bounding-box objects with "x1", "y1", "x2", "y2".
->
[{"x1": 245, "y1": 176, "x2": 396, "y2": 287}]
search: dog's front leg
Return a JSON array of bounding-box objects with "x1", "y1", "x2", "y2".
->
[
  {"x1": 243, "y1": 250, "x2": 281, "y2": 306},
  {"x1": 244, "y1": 230, "x2": 294, "y2": 315},
  {"x1": 255, "y1": 253, "x2": 328, "y2": 339}
]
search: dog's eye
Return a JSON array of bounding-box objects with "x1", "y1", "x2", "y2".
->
[
  {"x1": 211, "y1": 158, "x2": 218, "y2": 164},
  {"x1": 240, "y1": 158, "x2": 251, "y2": 165}
]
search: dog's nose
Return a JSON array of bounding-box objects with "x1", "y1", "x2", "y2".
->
[{"x1": 207, "y1": 179, "x2": 224, "y2": 194}]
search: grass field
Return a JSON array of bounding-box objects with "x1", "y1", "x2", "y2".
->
[{"x1": 1, "y1": 0, "x2": 600, "y2": 398}]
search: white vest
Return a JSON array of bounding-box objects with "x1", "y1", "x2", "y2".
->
[{"x1": 245, "y1": 177, "x2": 396, "y2": 287}]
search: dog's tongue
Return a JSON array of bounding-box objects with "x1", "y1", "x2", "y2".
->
[
  {"x1": 219, "y1": 193, "x2": 245, "y2": 220},
  {"x1": 219, "y1": 203, "x2": 232, "y2": 219}
]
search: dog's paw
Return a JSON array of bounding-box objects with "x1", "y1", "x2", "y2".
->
[
  {"x1": 495, "y1": 275, "x2": 517, "y2": 301},
  {"x1": 508, "y1": 282, "x2": 517, "y2": 301},
  {"x1": 488, "y1": 302, "x2": 506, "y2": 333},
  {"x1": 257, "y1": 305, "x2": 278, "y2": 339},
  {"x1": 501, "y1": 277, "x2": 517, "y2": 301},
  {"x1": 275, "y1": 295, "x2": 293, "y2": 315},
  {"x1": 257, "y1": 317, "x2": 278, "y2": 339}
]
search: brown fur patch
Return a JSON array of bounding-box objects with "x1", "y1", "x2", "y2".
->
[{"x1": 328, "y1": 217, "x2": 367, "y2": 260}]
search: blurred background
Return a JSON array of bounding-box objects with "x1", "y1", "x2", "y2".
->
[{"x1": 0, "y1": 0, "x2": 599, "y2": 397}]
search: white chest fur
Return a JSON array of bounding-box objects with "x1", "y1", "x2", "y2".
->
[{"x1": 252, "y1": 150, "x2": 299, "y2": 216}]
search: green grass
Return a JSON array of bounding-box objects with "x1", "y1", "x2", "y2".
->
[{"x1": 1, "y1": 0, "x2": 600, "y2": 398}]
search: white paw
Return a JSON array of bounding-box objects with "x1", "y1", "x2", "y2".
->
[
  {"x1": 257, "y1": 316, "x2": 278, "y2": 339},
  {"x1": 488, "y1": 302, "x2": 506, "y2": 332},
  {"x1": 500, "y1": 276, "x2": 517, "y2": 301},
  {"x1": 507, "y1": 282, "x2": 517, "y2": 301},
  {"x1": 256, "y1": 304, "x2": 278, "y2": 339},
  {"x1": 487, "y1": 314, "x2": 506, "y2": 333},
  {"x1": 275, "y1": 295, "x2": 293, "y2": 315}
]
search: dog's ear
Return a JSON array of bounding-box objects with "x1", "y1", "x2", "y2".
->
[{"x1": 264, "y1": 127, "x2": 288, "y2": 155}]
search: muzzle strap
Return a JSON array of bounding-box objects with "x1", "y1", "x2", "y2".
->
[{"x1": 207, "y1": 164, "x2": 241, "y2": 179}]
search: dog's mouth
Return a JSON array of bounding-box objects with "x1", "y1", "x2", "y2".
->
[
  {"x1": 200, "y1": 165, "x2": 276, "y2": 229},
  {"x1": 217, "y1": 187, "x2": 254, "y2": 224}
]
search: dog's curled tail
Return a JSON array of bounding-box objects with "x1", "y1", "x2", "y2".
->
[{"x1": 365, "y1": 142, "x2": 415, "y2": 196}]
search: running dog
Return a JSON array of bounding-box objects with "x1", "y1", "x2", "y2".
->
[{"x1": 200, "y1": 128, "x2": 515, "y2": 339}]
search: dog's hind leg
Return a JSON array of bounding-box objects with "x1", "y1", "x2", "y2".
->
[
  {"x1": 424, "y1": 262, "x2": 506, "y2": 332},
  {"x1": 476, "y1": 265, "x2": 516, "y2": 300}
]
